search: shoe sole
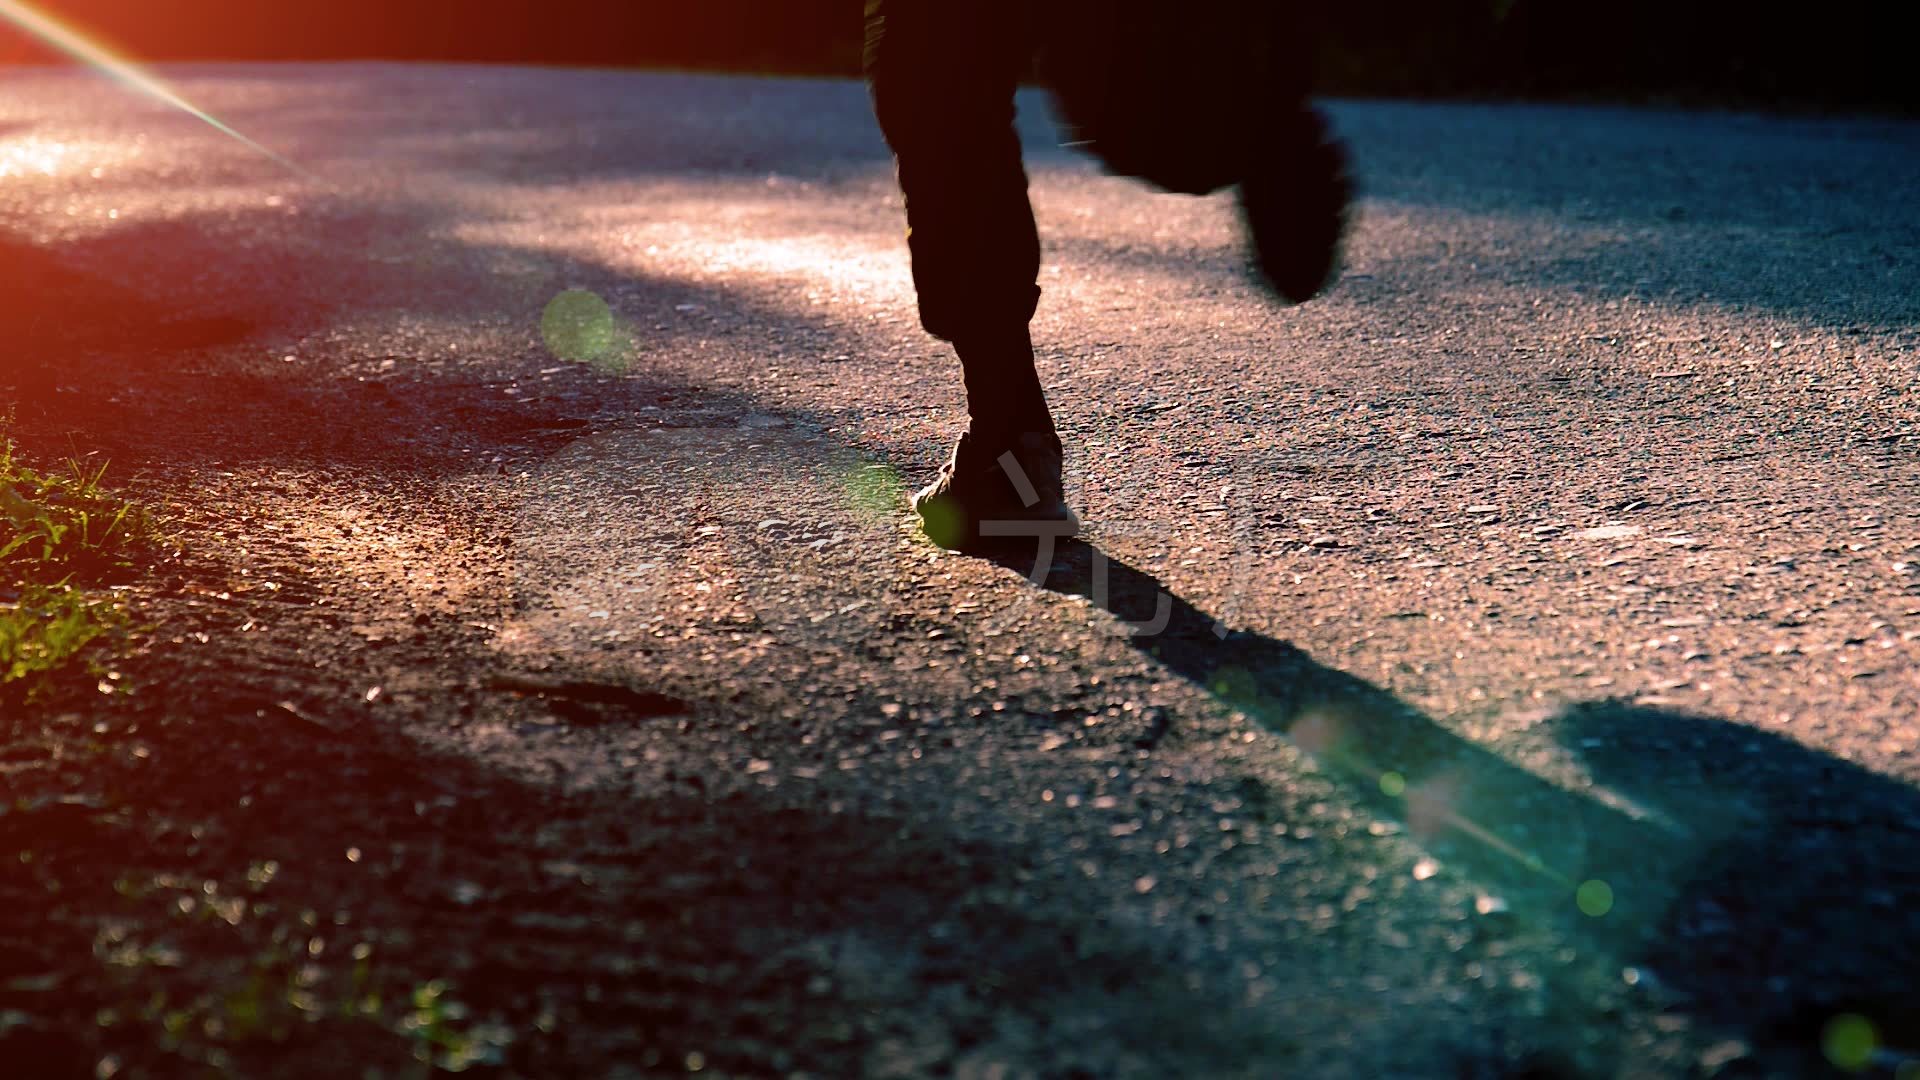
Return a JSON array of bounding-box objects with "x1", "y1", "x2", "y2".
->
[{"x1": 913, "y1": 489, "x2": 1080, "y2": 551}]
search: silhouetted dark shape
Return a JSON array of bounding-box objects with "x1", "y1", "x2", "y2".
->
[
  {"x1": 864, "y1": 0, "x2": 1350, "y2": 550},
  {"x1": 1040, "y1": 0, "x2": 1353, "y2": 304}
]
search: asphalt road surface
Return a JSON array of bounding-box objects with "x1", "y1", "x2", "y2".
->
[{"x1": 4, "y1": 65, "x2": 1920, "y2": 1077}]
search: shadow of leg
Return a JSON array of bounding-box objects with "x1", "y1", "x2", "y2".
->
[
  {"x1": 971, "y1": 534, "x2": 1920, "y2": 1070},
  {"x1": 977, "y1": 539, "x2": 1750, "y2": 960}
]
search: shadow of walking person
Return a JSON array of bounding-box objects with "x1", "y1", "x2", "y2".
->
[
  {"x1": 991, "y1": 538, "x2": 1701, "y2": 940},
  {"x1": 978, "y1": 536, "x2": 1920, "y2": 1073}
]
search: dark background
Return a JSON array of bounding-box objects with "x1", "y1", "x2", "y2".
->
[{"x1": 2, "y1": 0, "x2": 1913, "y2": 111}]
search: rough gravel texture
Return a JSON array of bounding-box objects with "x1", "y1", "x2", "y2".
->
[{"x1": 3, "y1": 65, "x2": 1919, "y2": 1078}]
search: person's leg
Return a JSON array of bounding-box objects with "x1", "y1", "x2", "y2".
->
[
  {"x1": 864, "y1": 0, "x2": 1054, "y2": 442},
  {"x1": 1039, "y1": 0, "x2": 1351, "y2": 304},
  {"x1": 866, "y1": 0, "x2": 1075, "y2": 549}
]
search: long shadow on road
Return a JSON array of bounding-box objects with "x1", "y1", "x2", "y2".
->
[{"x1": 991, "y1": 537, "x2": 1920, "y2": 1074}]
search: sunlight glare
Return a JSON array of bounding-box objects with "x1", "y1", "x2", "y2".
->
[
  {"x1": 0, "y1": 134, "x2": 68, "y2": 178},
  {"x1": 0, "y1": 0, "x2": 305, "y2": 175}
]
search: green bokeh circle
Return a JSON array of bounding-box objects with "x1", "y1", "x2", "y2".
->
[
  {"x1": 541, "y1": 289, "x2": 617, "y2": 364},
  {"x1": 1823, "y1": 1014, "x2": 1877, "y2": 1072}
]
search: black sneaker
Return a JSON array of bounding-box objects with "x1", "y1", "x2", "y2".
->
[
  {"x1": 1239, "y1": 104, "x2": 1354, "y2": 305},
  {"x1": 913, "y1": 430, "x2": 1080, "y2": 550}
]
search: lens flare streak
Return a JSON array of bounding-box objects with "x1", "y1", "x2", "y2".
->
[
  {"x1": 1284, "y1": 710, "x2": 1584, "y2": 894},
  {"x1": 0, "y1": 0, "x2": 305, "y2": 175},
  {"x1": 1434, "y1": 804, "x2": 1577, "y2": 888}
]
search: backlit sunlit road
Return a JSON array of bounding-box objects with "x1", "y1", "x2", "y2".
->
[{"x1": 5, "y1": 65, "x2": 1920, "y2": 1076}]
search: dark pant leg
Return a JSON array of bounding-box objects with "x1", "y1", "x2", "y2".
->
[
  {"x1": 865, "y1": 0, "x2": 1039, "y2": 343},
  {"x1": 1039, "y1": 0, "x2": 1312, "y2": 195},
  {"x1": 865, "y1": 0, "x2": 1053, "y2": 436}
]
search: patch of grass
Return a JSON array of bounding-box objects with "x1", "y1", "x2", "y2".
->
[
  {"x1": 1, "y1": 439, "x2": 155, "y2": 694},
  {"x1": 401, "y1": 978, "x2": 514, "y2": 1072},
  {"x1": 1, "y1": 441, "x2": 155, "y2": 583},
  {"x1": 92, "y1": 879, "x2": 514, "y2": 1075},
  {"x1": 0, "y1": 582, "x2": 124, "y2": 689}
]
